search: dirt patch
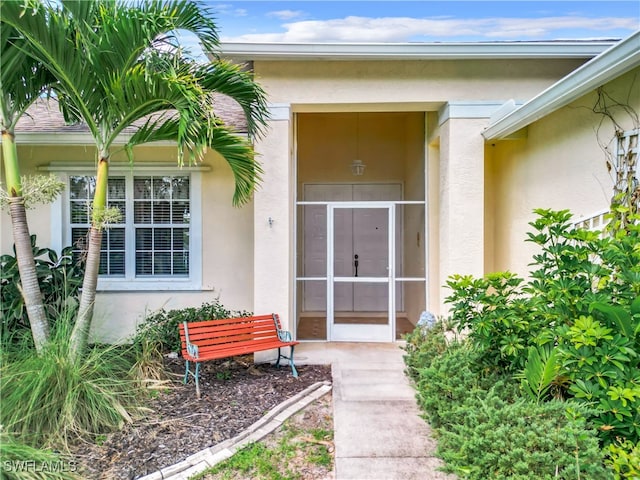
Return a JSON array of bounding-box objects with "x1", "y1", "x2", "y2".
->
[
  {"x1": 202, "y1": 392, "x2": 335, "y2": 480},
  {"x1": 70, "y1": 357, "x2": 332, "y2": 479}
]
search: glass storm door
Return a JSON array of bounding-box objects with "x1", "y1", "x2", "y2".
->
[{"x1": 329, "y1": 203, "x2": 394, "y2": 342}]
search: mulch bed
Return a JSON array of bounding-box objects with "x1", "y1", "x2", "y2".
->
[{"x1": 71, "y1": 356, "x2": 332, "y2": 480}]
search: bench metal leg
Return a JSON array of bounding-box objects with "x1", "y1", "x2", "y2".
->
[
  {"x1": 183, "y1": 360, "x2": 202, "y2": 398},
  {"x1": 289, "y1": 345, "x2": 299, "y2": 378},
  {"x1": 195, "y1": 362, "x2": 201, "y2": 398},
  {"x1": 275, "y1": 347, "x2": 282, "y2": 368},
  {"x1": 275, "y1": 346, "x2": 298, "y2": 378}
]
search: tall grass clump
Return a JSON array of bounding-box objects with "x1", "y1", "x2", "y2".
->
[
  {"x1": 0, "y1": 432, "x2": 79, "y2": 479},
  {"x1": 0, "y1": 313, "x2": 142, "y2": 450}
]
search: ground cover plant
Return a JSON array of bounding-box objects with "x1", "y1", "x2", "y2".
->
[{"x1": 405, "y1": 209, "x2": 640, "y2": 479}]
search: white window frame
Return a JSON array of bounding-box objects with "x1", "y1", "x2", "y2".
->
[{"x1": 47, "y1": 163, "x2": 205, "y2": 291}]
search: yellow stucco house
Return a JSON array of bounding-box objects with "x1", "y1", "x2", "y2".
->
[{"x1": 2, "y1": 30, "x2": 639, "y2": 348}]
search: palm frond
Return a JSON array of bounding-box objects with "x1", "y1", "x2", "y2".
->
[
  {"x1": 0, "y1": 20, "x2": 54, "y2": 130},
  {"x1": 127, "y1": 118, "x2": 261, "y2": 206},
  {"x1": 194, "y1": 61, "x2": 270, "y2": 139}
]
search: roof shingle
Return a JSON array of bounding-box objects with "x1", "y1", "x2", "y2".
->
[{"x1": 15, "y1": 95, "x2": 248, "y2": 135}]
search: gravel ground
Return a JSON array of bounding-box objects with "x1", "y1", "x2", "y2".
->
[{"x1": 70, "y1": 356, "x2": 332, "y2": 479}]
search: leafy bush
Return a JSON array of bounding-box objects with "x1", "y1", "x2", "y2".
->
[
  {"x1": 444, "y1": 209, "x2": 640, "y2": 448},
  {"x1": 413, "y1": 339, "x2": 518, "y2": 429},
  {"x1": 403, "y1": 320, "x2": 451, "y2": 376},
  {"x1": 606, "y1": 439, "x2": 640, "y2": 479},
  {"x1": 445, "y1": 272, "x2": 536, "y2": 371},
  {"x1": 0, "y1": 235, "x2": 83, "y2": 342},
  {"x1": 0, "y1": 316, "x2": 142, "y2": 449},
  {"x1": 133, "y1": 299, "x2": 252, "y2": 353}
]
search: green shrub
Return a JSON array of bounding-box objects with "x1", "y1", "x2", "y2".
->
[
  {"x1": 0, "y1": 316, "x2": 142, "y2": 449},
  {"x1": 445, "y1": 271, "x2": 537, "y2": 371},
  {"x1": 406, "y1": 320, "x2": 610, "y2": 479},
  {"x1": 133, "y1": 298, "x2": 251, "y2": 353},
  {"x1": 0, "y1": 235, "x2": 83, "y2": 343},
  {"x1": 437, "y1": 394, "x2": 609, "y2": 480},
  {"x1": 403, "y1": 320, "x2": 451, "y2": 377},
  {"x1": 414, "y1": 341, "x2": 517, "y2": 429}
]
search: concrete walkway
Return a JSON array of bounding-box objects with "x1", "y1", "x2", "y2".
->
[{"x1": 296, "y1": 342, "x2": 455, "y2": 480}]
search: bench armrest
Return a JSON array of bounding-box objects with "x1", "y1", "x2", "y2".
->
[
  {"x1": 183, "y1": 321, "x2": 200, "y2": 359},
  {"x1": 277, "y1": 329, "x2": 293, "y2": 342},
  {"x1": 272, "y1": 314, "x2": 294, "y2": 343},
  {"x1": 186, "y1": 341, "x2": 200, "y2": 359}
]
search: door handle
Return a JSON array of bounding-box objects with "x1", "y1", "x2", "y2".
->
[{"x1": 354, "y1": 254, "x2": 359, "y2": 277}]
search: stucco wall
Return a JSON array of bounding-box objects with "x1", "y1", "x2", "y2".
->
[
  {"x1": 1, "y1": 144, "x2": 254, "y2": 343},
  {"x1": 489, "y1": 67, "x2": 640, "y2": 277},
  {"x1": 254, "y1": 58, "x2": 588, "y2": 105}
]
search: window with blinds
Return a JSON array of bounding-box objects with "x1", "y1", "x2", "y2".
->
[{"x1": 68, "y1": 174, "x2": 190, "y2": 278}]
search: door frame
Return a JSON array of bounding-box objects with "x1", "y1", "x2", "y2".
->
[{"x1": 328, "y1": 201, "x2": 395, "y2": 342}]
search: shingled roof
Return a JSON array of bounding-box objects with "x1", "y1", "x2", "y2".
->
[{"x1": 15, "y1": 94, "x2": 249, "y2": 135}]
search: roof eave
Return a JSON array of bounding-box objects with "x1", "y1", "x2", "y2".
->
[
  {"x1": 4, "y1": 132, "x2": 176, "y2": 146},
  {"x1": 4, "y1": 131, "x2": 248, "y2": 145},
  {"x1": 217, "y1": 40, "x2": 616, "y2": 62},
  {"x1": 483, "y1": 31, "x2": 640, "y2": 141}
]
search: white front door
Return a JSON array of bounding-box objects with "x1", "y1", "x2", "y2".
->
[
  {"x1": 329, "y1": 203, "x2": 394, "y2": 342},
  {"x1": 302, "y1": 184, "x2": 401, "y2": 313}
]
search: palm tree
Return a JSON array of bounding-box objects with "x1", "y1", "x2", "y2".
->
[
  {"x1": 0, "y1": 22, "x2": 56, "y2": 353},
  {"x1": 3, "y1": 0, "x2": 269, "y2": 359}
]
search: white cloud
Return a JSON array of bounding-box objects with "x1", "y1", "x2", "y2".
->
[
  {"x1": 267, "y1": 9, "x2": 306, "y2": 21},
  {"x1": 212, "y1": 3, "x2": 247, "y2": 17},
  {"x1": 211, "y1": 3, "x2": 233, "y2": 15},
  {"x1": 221, "y1": 15, "x2": 639, "y2": 43}
]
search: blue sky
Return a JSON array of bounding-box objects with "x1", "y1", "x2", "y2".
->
[{"x1": 201, "y1": 0, "x2": 640, "y2": 43}]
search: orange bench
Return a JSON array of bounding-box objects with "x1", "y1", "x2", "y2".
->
[{"x1": 179, "y1": 313, "x2": 299, "y2": 397}]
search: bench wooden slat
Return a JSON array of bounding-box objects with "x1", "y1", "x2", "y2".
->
[
  {"x1": 182, "y1": 334, "x2": 294, "y2": 356},
  {"x1": 185, "y1": 339, "x2": 297, "y2": 361},
  {"x1": 180, "y1": 324, "x2": 274, "y2": 338},
  {"x1": 180, "y1": 315, "x2": 274, "y2": 329},
  {"x1": 180, "y1": 323, "x2": 276, "y2": 339},
  {"x1": 179, "y1": 317, "x2": 274, "y2": 331}
]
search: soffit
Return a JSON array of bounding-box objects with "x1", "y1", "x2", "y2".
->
[{"x1": 218, "y1": 40, "x2": 616, "y2": 62}]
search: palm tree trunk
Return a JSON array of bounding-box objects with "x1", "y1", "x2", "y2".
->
[
  {"x1": 2, "y1": 130, "x2": 50, "y2": 353},
  {"x1": 69, "y1": 156, "x2": 108, "y2": 361},
  {"x1": 70, "y1": 226, "x2": 102, "y2": 360}
]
